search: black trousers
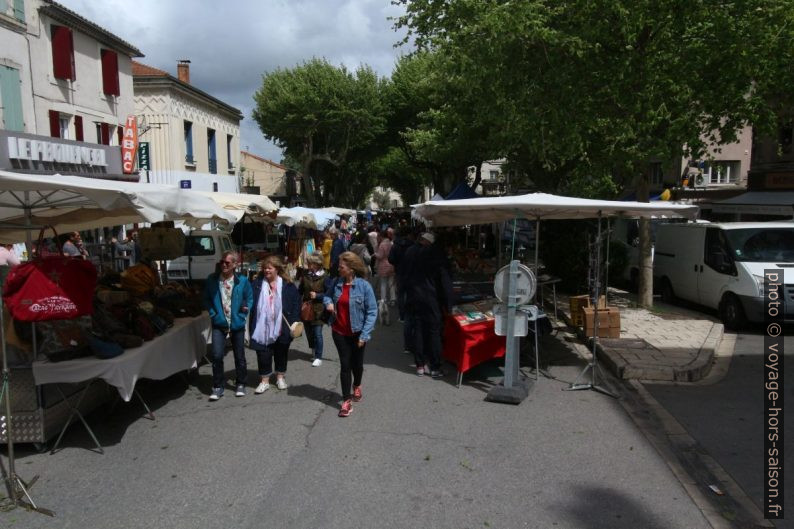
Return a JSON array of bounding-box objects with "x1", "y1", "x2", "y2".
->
[{"x1": 332, "y1": 331, "x2": 365, "y2": 400}]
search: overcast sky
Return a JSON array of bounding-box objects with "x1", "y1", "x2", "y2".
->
[{"x1": 57, "y1": 0, "x2": 408, "y2": 162}]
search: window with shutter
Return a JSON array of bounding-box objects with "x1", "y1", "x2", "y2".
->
[
  {"x1": 49, "y1": 110, "x2": 60, "y2": 138},
  {"x1": 100, "y1": 122, "x2": 110, "y2": 145},
  {"x1": 117, "y1": 124, "x2": 123, "y2": 145},
  {"x1": 0, "y1": 65, "x2": 24, "y2": 131},
  {"x1": 51, "y1": 25, "x2": 75, "y2": 81},
  {"x1": 74, "y1": 115, "x2": 84, "y2": 141},
  {"x1": 101, "y1": 49, "x2": 120, "y2": 96},
  {"x1": 13, "y1": 0, "x2": 25, "y2": 22}
]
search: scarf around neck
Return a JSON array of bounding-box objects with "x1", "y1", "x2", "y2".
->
[{"x1": 252, "y1": 275, "x2": 282, "y2": 345}]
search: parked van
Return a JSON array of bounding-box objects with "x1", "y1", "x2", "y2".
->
[
  {"x1": 653, "y1": 221, "x2": 794, "y2": 329},
  {"x1": 166, "y1": 230, "x2": 235, "y2": 283}
]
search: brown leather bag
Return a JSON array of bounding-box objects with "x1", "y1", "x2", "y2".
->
[{"x1": 300, "y1": 301, "x2": 314, "y2": 321}]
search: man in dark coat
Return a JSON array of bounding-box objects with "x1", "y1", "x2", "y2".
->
[
  {"x1": 401, "y1": 232, "x2": 452, "y2": 378},
  {"x1": 388, "y1": 227, "x2": 415, "y2": 350}
]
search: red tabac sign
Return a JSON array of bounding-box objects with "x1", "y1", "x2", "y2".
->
[{"x1": 121, "y1": 115, "x2": 138, "y2": 174}]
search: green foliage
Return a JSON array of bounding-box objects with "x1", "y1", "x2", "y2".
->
[
  {"x1": 252, "y1": 58, "x2": 388, "y2": 206},
  {"x1": 394, "y1": 0, "x2": 794, "y2": 194}
]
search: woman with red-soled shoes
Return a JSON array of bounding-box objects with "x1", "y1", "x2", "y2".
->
[{"x1": 324, "y1": 251, "x2": 377, "y2": 417}]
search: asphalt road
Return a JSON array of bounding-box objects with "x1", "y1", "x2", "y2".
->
[
  {"x1": 646, "y1": 329, "x2": 793, "y2": 529},
  {"x1": 2, "y1": 320, "x2": 712, "y2": 529}
]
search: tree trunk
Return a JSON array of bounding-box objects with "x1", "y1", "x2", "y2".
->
[
  {"x1": 636, "y1": 172, "x2": 653, "y2": 308},
  {"x1": 301, "y1": 137, "x2": 317, "y2": 207}
]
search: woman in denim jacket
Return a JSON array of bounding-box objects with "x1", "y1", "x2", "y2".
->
[{"x1": 323, "y1": 251, "x2": 377, "y2": 417}]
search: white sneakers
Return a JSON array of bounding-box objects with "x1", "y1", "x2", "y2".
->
[
  {"x1": 254, "y1": 381, "x2": 270, "y2": 394},
  {"x1": 276, "y1": 378, "x2": 288, "y2": 390},
  {"x1": 312, "y1": 358, "x2": 323, "y2": 367}
]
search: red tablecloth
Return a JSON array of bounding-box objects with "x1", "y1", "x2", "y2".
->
[{"x1": 442, "y1": 316, "x2": 505, "y2": 374}]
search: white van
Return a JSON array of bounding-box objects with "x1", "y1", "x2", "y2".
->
[
  {"x1": 653, "y1": 221, "x2": 794, "y2": 329},
  {"x1": 166, "y1": 230, "x2": 235, "y2": 283}
]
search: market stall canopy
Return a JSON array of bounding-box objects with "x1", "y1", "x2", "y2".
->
[
  {"x1": 320, "y1": 206, "x2": 356, "y2": 217},
  {"x1": 276, "y1": 207, "x2": 337, "y2": 230},
  {"x1": 194, "y1": 191, "x2": 279, "y2": 222},
  {"x1": 0, "y1": 171, "x2": 238, "y2": 244},
  {"x1": 710, "y1": 191, "x2": 794, "y2": 216},
  {"x1": 412, "y1": 192, "x2": 699, "y2": 226}
]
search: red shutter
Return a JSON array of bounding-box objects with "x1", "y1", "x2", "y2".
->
[
  {"x1": 117, "y1": 124, "x2": 123, "y2": 145},
  {"x1": 74, "y1": 115, "x2": 83, "y2": 141},
  {"x1": 51, "y1": 25, "x2": 75, "y2": 81},
  {"x1": 101, "y1": 123, "x2": 110, "y2": 145},
  {"x1": 101, "y1": 49, "x2": 120, "y2": 96},
  {"x1": 49, "y1": 110, "x2": 60, "y2": 138}
]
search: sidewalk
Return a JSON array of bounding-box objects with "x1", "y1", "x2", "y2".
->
[{"x1": 556, "y1": 289, "x2": 723, "y2": 382}]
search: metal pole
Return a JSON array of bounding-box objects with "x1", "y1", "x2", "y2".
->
[
  {"x1": 0, "y1": 267, "x2": 17, "y2": 504},
  {"x1": 604, "y1": 218, "x2": 611, "y2": 306}
]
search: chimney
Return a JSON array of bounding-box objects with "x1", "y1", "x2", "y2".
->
[{"x1": 177, "y1": 59, "x2": 191, "y2": 84}]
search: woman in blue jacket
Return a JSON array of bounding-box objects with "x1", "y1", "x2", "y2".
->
[
  {"x1": 249, "y1": 255, "x2": 301, "y2": 393},
  {"x1": 324, "y1": 251, "x2": 377, "y2": 417},
  {"x1": 203, "y1": 251, "x2": 253, "y2": 400}
]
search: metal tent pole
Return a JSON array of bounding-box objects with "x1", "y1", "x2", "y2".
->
[{"x1": 565, "y1": 212, "x2": 617, "y2": 398}]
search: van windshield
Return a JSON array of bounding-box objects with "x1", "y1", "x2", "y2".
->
[
  {"x1": 725, "y1": 228, "x2": 794, "y2": 263},
  {"x1": 185, "y1": 235, "x2": 215, "y2": 256}
]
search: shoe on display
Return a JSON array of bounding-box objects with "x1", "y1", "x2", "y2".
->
[
  {"x1": 276, "y1": 378, "x2": 288, "y2": 390},
  {"x1": 235, "y1": 384, "x2": 246, "y2": 397},
  {"x1": 255, "y1": 381, "x2": 270, "y2": 394},
  {"x1": 209, "y1": 387, "x2": 224, "y2": 401},
  {"x1": 312, "y1": 358, "x2": 323, "y2": 367},
  {"x1": 338, "y1": 399, "x2": 353, "y2": 417},
  {"x1": 352, "y1": 385, "x2": 362, "y2": 402}
]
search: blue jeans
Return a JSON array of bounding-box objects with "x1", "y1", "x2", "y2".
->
[
  {"x1": 210, "y1": 327, "x2": 246, "y2": 389},
  {"x1": 304, "y1": 324, "x2": 324, "y2": 359}
]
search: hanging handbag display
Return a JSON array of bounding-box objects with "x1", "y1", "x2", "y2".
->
[
  {"x1": 300, "y1": 300, "x2": 314, "y2": 321},
  {"x1": 2, "y1": 226, "x2": 97, "y2": 322}
]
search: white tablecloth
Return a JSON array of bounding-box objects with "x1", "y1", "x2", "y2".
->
[{"x1": 32, "y1": 314, "x2": 211, "y2": 402}]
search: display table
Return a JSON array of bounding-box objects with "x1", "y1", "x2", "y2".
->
[
  {"x1": 32, "y1": 313, "x2": 211, "y2": 453},
  {"x1": 443, "y1": 316, "x2": 505, "y2": 387}
]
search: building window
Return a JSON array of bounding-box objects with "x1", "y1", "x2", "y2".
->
[
  {"x1": 100, "y1": 49, "x2": 120, "y2": 96},
  {"x1": 226, "y1": 134, "x2": 233, "y2": 169},
  {"x1": 51, "y1": 25, "x2": 75, "y2": 81},
  {"x1": 208, "y1": 128, "x2": 216, "y2": 174},
  {"x1": 703, "y1": 161, "x2": 740, "y2": 185},
  {"x1": 12, "y1": 0, "x2": 25, "y2": 22},
  {"x1": 59, "y1": 115, "x2": 70, "y2": 139},
  {"x1": 184, "y1": 121, "x2": 194, "y2": 164},
  {"x1": 117, "y1": 124, "x2": 123, "y2": 145},
  {"x1": 96, "y1": 122, "x2": 110, "y2": 145},
  {"x1": 489, "y1": 170, "x2": 499, "y2": 180},
  {"x1": 74, "y1": 115, "x2": 83, "y2": 141},
  {"x1": 0, "y1": 65, "x2": 24, "y2": 131}
]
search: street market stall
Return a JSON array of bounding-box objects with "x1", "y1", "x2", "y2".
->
[{"x1": 412, "y1": 192, "x2": 698, "y2": 397}]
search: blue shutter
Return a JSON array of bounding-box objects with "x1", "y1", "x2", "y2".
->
[
  {"x1": 0, "y1": 65, "x2": 24, "y2": 131},
  {"x1": 13, "y1": 0, "x2": 25, "y2": 22}
]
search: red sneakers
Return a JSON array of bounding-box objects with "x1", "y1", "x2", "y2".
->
[
  {"x1": 352, "y1": 385, "x2": 362, "y2": 402},
  {"x1": 339, "y1": 399, "x2": 353, "y2": 417}
]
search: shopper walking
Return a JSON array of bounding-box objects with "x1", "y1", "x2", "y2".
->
[
  {"x1": 374, "y1": 229, "x2": 395, "y2": 305},
  {"x1": 402, "y1": 232, "x2": 452, "y2": 378},
  {"x1": 249, "y1": 255, "x2": 301, "y2": 393},
  {"x1": 203, "y1": 251, "x2": 254, "y2": 400},
  {"x1": 300, "y1": 252, "x2": 331, "y2": 366},
  {"x1": 324, "y1": 252, "x2": 377, "y2": 417}
]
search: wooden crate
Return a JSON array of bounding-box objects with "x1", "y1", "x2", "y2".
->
[
  {"x1": 569, "y1": 295, "x2": 606, "y2": 327},
  {"x1": 581, "y1": 306, "x2": 620, "y2": 338}
]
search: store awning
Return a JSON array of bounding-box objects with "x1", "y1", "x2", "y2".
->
[
  {"x1": 195, "y1": 191, "x2": 279, "y2": 222},
  {"x1": 710, "y1": 191, "x2": 794, "y2": 216}
]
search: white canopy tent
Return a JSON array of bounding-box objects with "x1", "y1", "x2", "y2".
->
[
  {"x1": 276, "y1": 207, "x2": 337, "y2": 230},
  {"x1": 194, "y1": 191, "x2": 279, "y2": 223},
  {"x1": 320, "y1": 206, "x2": 356, "y2": 217},
  {"x1": 0, "y1": 171, "x2": 238, "y2": 244},
  {"x1": 412, "y1": 192, "x2": 699, "y2": 226}
]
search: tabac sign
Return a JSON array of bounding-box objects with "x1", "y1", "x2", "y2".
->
[
  {"x1": 121, "y1": 115, "x2": 138, "y2": 174},
  {"x1": 0, "y1": 130, "x2": 124, "y2": 179}
]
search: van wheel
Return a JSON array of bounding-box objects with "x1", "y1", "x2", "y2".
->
[
  {"x1": 660, "y1": 278, "x2": 675, "y2": 304},
  {"x1": 720, "y1": 294, "x2": 746, "y2": 331}
]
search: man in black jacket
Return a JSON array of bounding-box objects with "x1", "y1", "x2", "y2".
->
[
  {"x1": 388, "y1": 227, "x2": 415, "y2": 352},
  {"x1": 401, "y1": 232, "x2": 452, "y2": 378}
]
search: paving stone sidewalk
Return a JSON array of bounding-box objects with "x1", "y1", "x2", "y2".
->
[{"x1": 555, "y1": 289, "x2": 723, "y2": 382}]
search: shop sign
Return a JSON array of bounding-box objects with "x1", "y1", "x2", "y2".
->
[
  {"x1": 121, "y1": 114, "x2": 138, "y2": 174},
  {"x1": 138, "y1": 142, "x2": 150, "y2": 170}
]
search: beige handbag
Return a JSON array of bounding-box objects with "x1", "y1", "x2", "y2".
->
[{"x1": 282, "y1": 313, "x2": 304, "y2": 338}]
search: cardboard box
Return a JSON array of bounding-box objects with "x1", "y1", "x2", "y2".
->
[
  {"x1": 581, "y1": 306, "x2": 620, "y2": 338},
  {"x1": 569, "y1": 295, "x2": 606, "y2": 326}
]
